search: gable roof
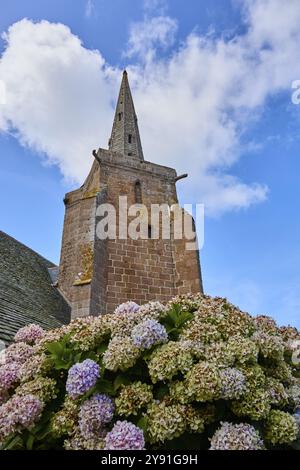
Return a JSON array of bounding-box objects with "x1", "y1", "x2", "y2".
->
[{"x1": 0, "y1": 231, "x2": 71, "y2": 344}]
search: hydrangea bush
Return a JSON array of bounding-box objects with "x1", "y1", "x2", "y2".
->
[{"x1": 1, "y1": 295, "x2": 300, "y2": 450}]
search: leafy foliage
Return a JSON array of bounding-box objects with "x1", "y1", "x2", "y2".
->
[{"x1": 0, "y1": 294, "x2": 300, "y2": 450}]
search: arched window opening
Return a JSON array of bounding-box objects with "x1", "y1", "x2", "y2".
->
[{"x1": 135, "y1": 180, "x2": 142, "y2": 204}]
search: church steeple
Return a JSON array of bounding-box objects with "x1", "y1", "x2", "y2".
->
[{"x1": 108, "y1": 71, "x2": 144, "y2": 161}]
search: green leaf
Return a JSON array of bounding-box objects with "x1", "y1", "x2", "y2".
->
[
  {"x1": 137, "y1": 416, "x2": 148, "y2": 433},
  {"x1": 26, "y1": 433, "x2": 35, "y2": 450},
  {"x1": 176, "y1": 312, "x2": 193, "y2": 328},
  {"x1": 113, "y1": 375, "x2": 131, "y2": 392},
  {"x1": 53, "y1": 359, "x2": 71, "y2": 370},
  {"x1": 155, "y1": 384, "x2": 169, "y2": 400},
  {"x1": 4, "y1": 435, "x2": 24, "y2": 450},
  {"x1": 164, "y1": 304, "x2": 193, "y2": 330},
  {"x1": 97, "y1": 342, "x2": 109, "y2": 354},
  {"x1": 95, "y1": 379, "x2": 114, "y2": 395},
  {"x1": 74, "y1": 352, "x2": 82, "y2": 363},
  {"x1": 291, "y1": 439, "x2": 300, "y2": 450},
  {"x1": 36, "y1": 423, "x2": 52, "y2": 441},
  {"x1": 46, "y1": 341, "x2": 64, "y2": 356},
  {"x1": 80, "y1": 385, "x2": 97, "y2": 403},
  {"x1": 165, "y1": 326, "x2": 177, "y2": 334}
]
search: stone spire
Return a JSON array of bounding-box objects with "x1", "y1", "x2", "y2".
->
[{"x1": 108, "y1": 70, "x2": 144, "y2": 161}]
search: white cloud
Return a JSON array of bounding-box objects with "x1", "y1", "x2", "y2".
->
[
  {"x1": 0, "y1": 19, "x2": 117, "y2": 182},
  {"x1": 85, "y1": 0, "x2": 96, "y2": 18},
  {"x1": 143, "y1": 0, "x2": 168, "y2": 15},
  {"x1": 126, "y1": 16, "x2": 178, "y2": 62},
  {"x1": 0, "y1": 0, "x2": 300, "y2": 214}
]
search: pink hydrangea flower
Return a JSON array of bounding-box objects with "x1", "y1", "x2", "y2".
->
[{"x1": 14, "y1": 324, "x2": 44, "y2": 345}]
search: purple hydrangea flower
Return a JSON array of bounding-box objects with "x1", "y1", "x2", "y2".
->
[
  {"x1": 66, "y1": 359, "x2": 100, "y2": 399},
  {"x1": 14, "y1": 324, "x2": 44, "y2": 345},
  {"x1": 0, "y1": 394, "x2": 43, "y2": 440},
  {"x1": 105, "y1": 420, "x2": 145, "y2": 450},
  {"x1": 79, "y1": 393, "x2": 114, "y2": 439},
  {"x1": 131, "y1": 319, "x2": 168, "y2": 350},
  {"x1": 0, "y1": 363, "x2": 19, "y2": 393},
  {"x1": 210, "y1": 422, "x2": 264, "y2": 450},
  {"x1": 220, "y1": 367, "x2": 246, "y2": 400},
  {"x1": 114, "y1": 302, "x2": 140, "y2": 316},
  {"x1": 3, "y1": 342, "x2": 33, "y2": 365},
  {"x1": 16, "y1": 394, "x2": 44, "y2": 428}
]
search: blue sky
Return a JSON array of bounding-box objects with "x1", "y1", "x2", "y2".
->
[{"x1": 0, "y1": 0, "x2": 300, "y2": 328}]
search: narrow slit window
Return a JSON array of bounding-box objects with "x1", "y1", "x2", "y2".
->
[
  {"x1": 118, "y1": 112, "x2": 122, "y2": 121},
  {"x1": 135, "y1": 180, "x2": 142, "y2": 204},
  {"x1": 148, "y1": 225, "x2": 152, "y2": 239},
  {"x1": 128, "y1": 134, "x2": 132, "y2": 144}
]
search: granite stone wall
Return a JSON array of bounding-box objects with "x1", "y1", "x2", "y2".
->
[{"x1": 58, "y1": 149, "x2": 203, "y2": 318}]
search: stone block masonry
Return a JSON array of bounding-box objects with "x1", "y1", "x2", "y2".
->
[{"x1": 58, "y1": 71, "x2": 203, "y2": 318}]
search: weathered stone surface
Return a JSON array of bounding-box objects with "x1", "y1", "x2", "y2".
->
[
  {"x1": 58, "y1": 72, "x2": 203, "y2": 317},
  {"x1": 109, "y1": 70, "x2": 144, "y2": 161}
]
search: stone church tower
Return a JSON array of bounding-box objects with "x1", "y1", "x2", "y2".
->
[{"x1": 58, "y1": 71, "x2": 203, "y2": 318}]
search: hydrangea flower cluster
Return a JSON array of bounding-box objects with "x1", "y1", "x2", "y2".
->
[
  {"x1": 18, "y1": 353, "x2": 50, "y2": 382},
  {"x1": 66, "y1": 359, "x2": 100, "y2": 399},
  {"x1": 286, "y1": 382, "x2": 300, "y2": 408},
  {"x1": 0, "y1": 362, "x2": 19, "y2": 395},
  {"x1": 254, "y1": 315, "x2": 278, "y2": 335},
  {"x1": 1, "y1": 293, "x2": 300, "y2": 450},
  {"x1": 104, "y1": 420, "x2": 145, "y2": 450},
  {"x1": 147, "y1": 401, "x2": 186, "y2": 443},
  {"x1": 185, "y1": 361, "x2": 222, "y2": 402},
  {"x1": 231, "y1": 387, "x2": 271, "y2": 421},
  {"x1": 0, "y1": 394, "x2": 43, "y2": 443},
  {"x1": 15, "y1": 377, "x2": 57, "y2": 403},
  {"x1": 167, "y1": 292, "x2": 204, "y2": 312},
  {"x1": 137, "y1": 301, "x2": 167, "y2": 321},
  {"x1": 253, "y1": 330, "x2": 284, "y2": 360},
  {"x1": 3, "y1": 342, "x2": 33, "y2": 365},
  {"x1": 114, "y1": 301, "x2": 140, "y2": 316},
  {"x1": 51, "y1": 397, "x2": 80, "y2": 438},
  {"x1": 115, "y1": 382, "x2": 153, "y2": 417},
  {"x1": 79, "y1": 393, "x2": 114, "y2": 439},
  {"x1": 148, "y1": 341, "x2": 194, "y2": 383},
  {"x1": 180, "y1": 317, "x2": 222, "y2": 344},
  {"x1": 226, "y1": 336, "x2": 259, "y2": 364},
  {"x1": 131, "y1": 319, "x2": 168, "y2": 350},
  {"x1": 185, "y1": 404, "x2": 216, "y2": 433},
  {"x1": 265, "y1": 377, "x2": 289, "y2": 407},
  {"x1": 219, "y1": 367, "x2": 246, "y2": 400},
  {"x1": 64, "y1": 429, "x2": 107, "y2": 450},
  {"x1": 264, "y1": 410, "x2": 299, "y2": 445},
  {"x1": 103, "y1": 336, "x2": 140, "y2": 371},
  {"x1": 103, "y1": 302, "x2": 167, "y2": 339},
  {"x1": 210, "y1": 422, "x2": 264, "y2": 450},
  {"x1": 14, "y1": 324, "x2": 44, "y2": 345},
  {"x1": 66, "y1": 316, "x2": 110, "y2": 352}
]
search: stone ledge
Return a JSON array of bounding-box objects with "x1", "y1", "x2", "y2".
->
[{"x1": 73, "y1": 279, "x2": 92, "y2": 286}]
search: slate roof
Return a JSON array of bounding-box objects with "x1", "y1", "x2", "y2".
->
[{"x1": 0, "y1": 231, "x2": 71, "y2": 344}]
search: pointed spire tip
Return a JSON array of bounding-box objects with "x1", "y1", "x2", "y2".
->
[{"x1": 109, "y1": 69, "x2": 144, "y2": 161}]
